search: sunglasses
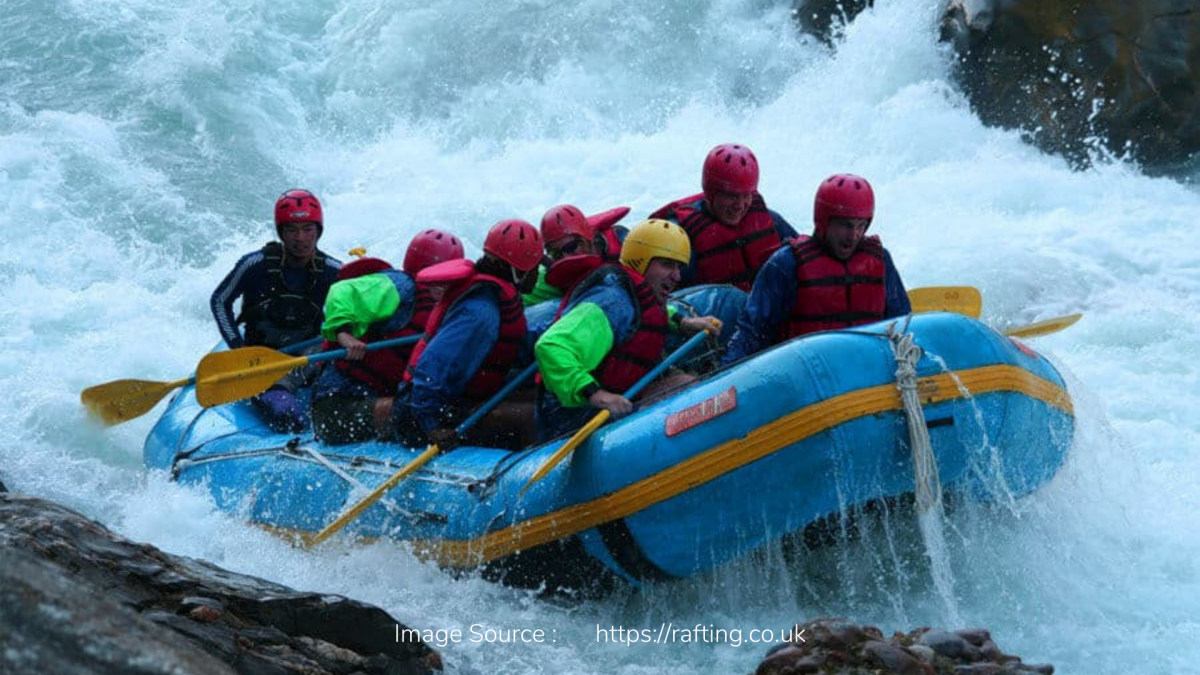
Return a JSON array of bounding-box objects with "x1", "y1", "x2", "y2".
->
[{"x1": 549, "y1": 238, "x2": 585, "y2": 260}]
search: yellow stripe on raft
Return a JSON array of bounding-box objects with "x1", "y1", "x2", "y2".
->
[{"x1": 285, "y1": 365, "x2": 1071, "y2": 566}]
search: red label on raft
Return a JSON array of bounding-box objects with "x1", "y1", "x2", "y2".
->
[{"x1": 665, "y1": 386, "x2": 737, "y2": 437}]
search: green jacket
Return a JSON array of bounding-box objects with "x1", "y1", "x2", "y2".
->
[{"x1": 319, "y1": 271, "x2": 413, "y2": 340}]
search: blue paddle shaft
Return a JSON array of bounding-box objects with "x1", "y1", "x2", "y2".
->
[
  {"x1": 456, "y1": 362, "x2": 539, "y2": 434},
  {"x1": 305, "y1": 334, "x2": 421, "y2": 365},
  {"x1": 624, "y1": 330, "x2": 709, "y2": 400}
]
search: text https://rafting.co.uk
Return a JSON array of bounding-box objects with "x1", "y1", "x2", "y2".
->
[{"x1": 397, "y1": 623, "x2": 807, "y2": 648}]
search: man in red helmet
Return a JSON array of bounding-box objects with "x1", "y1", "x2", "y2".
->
[
  {"x1": 534, "y1": 219, "x2": 722, "y2": 441},
  {"x1": 210, "y1": 189, "x2": 342, "y2": 431},
  {"x1": 722, "y1": 174, "x2": 911, "y2": 364},
  {"x1": 649, "y1": 143, "x2": 797, "y2": 292},
  {"x1": 522, "y1": 203, "x2": 632, "y2": 307},
  {"x1": 310, "y1": 230, "x2": 464, "y2": 445},
  {"x1": 385, "y1": 219, "x2": 544, "y2": 451}
]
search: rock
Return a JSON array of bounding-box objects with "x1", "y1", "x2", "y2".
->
[
  {"x1": 791, "y1": 0, "x2": 1198, "y2": 175},
  {"x1": 952, "y1": 665, "x2": 1002, "y2": 675},
  {"x1": 956, "y1": 628, "x2": 993, "y2": 646},
  {"x1": 907, "y1": 644, "x2": 937, "y2": 664},
  {"x1": 980, "y1": 639, "x2": 1006, "y2": 660},
  {"x1": 920, "y1": 629, "x2": 980, "y2": 660},
  {"x1": 0, "y1": 477, "x2": 7, "y2": 492},
  {"x1": 793, "y1": 0, "x2": 875, "y2": 45},
  {"x1": 0, "y1": 493, "x2": 440, "y2": 675},
  {"x1": 756, "y1": 644, "x2": 805, "y2": 675},
  {"x1": 801, "y1": 614, "x2": 868, "y2": 648},
  {"x1": 863, "y1": 640, "x2": 928, "y2": 674},
  {"x1": 939, "y1": 0, "x2": 1199, "y2": 173},
  {"x1": 750, "y1": 617, "x2": 1053, "y2": 675}
]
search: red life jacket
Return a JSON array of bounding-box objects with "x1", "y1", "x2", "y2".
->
[
  {"x1": 782, "y1": 235, "x2": 886, "y2": 339},
  {"x1": 405, "y1": 260, "x2": 526, "y2": 399},
  {"x1": 650, "y1": 193, "x2": 782, "y2": 291},
  {"x1": 550, "y1": 257, "x2": 669, "y2": 394},
  {"x1": 331, "y1": 283, "x2": 434, "y2": 396}
]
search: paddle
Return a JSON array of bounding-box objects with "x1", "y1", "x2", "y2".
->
[
  {"x1": 1004, "y1": 313, "x2": 1081, "y2": 338},
  {"x1": 519, "y1": 329, "x2": 713, "y2": 496},
  {"x1": 908, "y1": 285, "x2": 1079, "y2": 339},
  {"x1": 195, "y1": 335, "x2": 421, "y2": 408},
  {"x1": 303, "y1": 361, "x2": 539, "y2": 548},
  {"x1": 908, "y1": 286, "x2": 982, "y2": 318},
  {"x1": 81, "y1": 335, "x2": 327, "y2": 426}
]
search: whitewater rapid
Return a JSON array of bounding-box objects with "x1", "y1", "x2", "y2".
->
[{"x1": 2, "y1": 1, "x2": 1198, "y2": 673}]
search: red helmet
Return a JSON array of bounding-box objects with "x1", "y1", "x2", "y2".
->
[
  {"x1": 540, "y1": 204, "x2": 593, "y2": 243},
  {"x1": 336, "y1": 256, "x2": 393, "y2": 281},
  {"x1": 274, "y1": 189, "x2": 323, "y2": 235},
  {"x1": 813, "y1": 173, "x2": 874, "y2": 235},
  {"x1": 483, "y1": 219, "x2": 542, "y2": 272},
  {"x1": 702, "y1": 144, "x2": 759, "y2": 195},
  {"x1": 403, "y1": 229, "x2": 465, "y2": 276}
]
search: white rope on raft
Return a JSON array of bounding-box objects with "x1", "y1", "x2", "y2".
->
[{"x1": 887, "y1": 320, "x2": 943, "y2": 515}]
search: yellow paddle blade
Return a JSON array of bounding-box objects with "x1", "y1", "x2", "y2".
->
[
  {"x1": 520, "y1": 410, "x2": 611, "y2": 496},
  {"x1": 303, "y1": 444, "x2": 440, "y2": 548},
  {"x1": 195, "y1": 347, "x2": 308, "y2": 407},
  {"x1": 1004, "y1": 313, "x2": 1082, "y2": 338},
  {"x1": 80, "y1": 377, "x2": 193, "y2": 426},
  {"x1": 908, "y1": 286, "x2": 983, "y2": 318}
]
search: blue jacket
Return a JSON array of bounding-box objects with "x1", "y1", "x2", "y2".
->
[
  {"x1": 722, "y1": 242, "x2": 910, "y2": 364},
  {"x1": 210, "y1": 245, "x2": 341, "y2": 348},
  {"x1": 405, "y1": 284, "x2": 511, "y2": 434}
]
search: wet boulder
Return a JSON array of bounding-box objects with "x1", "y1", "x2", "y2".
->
[
  {"x1": 792, "y1": 0, "x2": 1198, "y2": 174},
  {"x1": 753, "y1": 617, "x2": 1054, "y2": 675},
  {"x1": 940, "y1": 0, "x2": 1198, "y2": 173},
  {"x1": 0, "y1": 493, "x2": 441, "y2": 675}
]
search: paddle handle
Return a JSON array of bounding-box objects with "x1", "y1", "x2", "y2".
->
[
  {"x1": 455, "y1": 362, "x2": 538, "y2": 434},
  {"x1": 303, "y1": 361, "x2": 538, "y2": 549},
  {"x1": 304, "y1": 444, "x2": 440, "y2": 548},
  {"x1": 306, "y1": 334, "x2": 421, "y2": 365},
  {"x1": 623, "y1": 330, "x2": 709, "y2": 400},
  {"x1": 520, "y1": 329, "x2": 712, "y2": 495}
]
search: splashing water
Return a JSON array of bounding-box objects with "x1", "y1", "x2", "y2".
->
[{"x1": 3, "y1": 1, "x2": 1199, "y2": 673}]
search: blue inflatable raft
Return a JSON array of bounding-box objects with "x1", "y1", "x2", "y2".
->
[{"x1": 145, "y1": 309, "x2": 1073, "y2": 590}]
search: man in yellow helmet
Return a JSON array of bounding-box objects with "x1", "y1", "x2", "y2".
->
[{"x1": 534, "y1": 219, "x2": 721, "y2": 440}]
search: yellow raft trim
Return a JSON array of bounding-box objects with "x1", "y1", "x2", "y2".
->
[{"x1": 400, "y1": 363, "x2": 1071, "y2": 568}]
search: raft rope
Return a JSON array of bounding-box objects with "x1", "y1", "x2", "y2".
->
[
  {"x1": 887, "y1": 319, "x2": 943, "y2": 515},
  {"x1": 281, "y1": 441, "x2": 447, "y2": 524}
]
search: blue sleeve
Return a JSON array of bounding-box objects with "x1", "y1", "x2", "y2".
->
[
  {"x1": 768, "y1": 209, "x2": 800, "y2": 240},
  {"x1": 408, "y1": 286, "x2": 500, "y2": 433},
  {"x1": 565, "y1": 276, "x2": 639, "y2": 344},
  {"x1": 209, "y1": 251, "x2": 262, "y2": 349},
  {"x1": 882, "y1": 248, "x2": 911, "y2": 318},
  {"x1": 722, "y1": 246, "x2": 796, "y2": 365}
]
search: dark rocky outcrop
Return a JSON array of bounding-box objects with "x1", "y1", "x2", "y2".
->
[
  {"x1": 753, "y1": 617, "x2": 1053, "y2": 675},
  {"x1": 794, "y1": 0, "x2": 875, "y2": 45},
  {"x1": 940, "y1": 0, "x2": 1198, "y2": 172},
  {"x1": 793, "y1": 0, "x2": 1199, "y2": 174},
  {"x1": 0, "y1": 493, "x2": 441, "y2": 675}
]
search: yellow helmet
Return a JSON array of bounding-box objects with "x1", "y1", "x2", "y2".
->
[{"x1": 619, "y1": 219, "x2": 691, "y2": 274}]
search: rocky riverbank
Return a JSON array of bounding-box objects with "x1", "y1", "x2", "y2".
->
[{"x1": 0, "y1": 493, "x2": 440, "y2": 675}]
